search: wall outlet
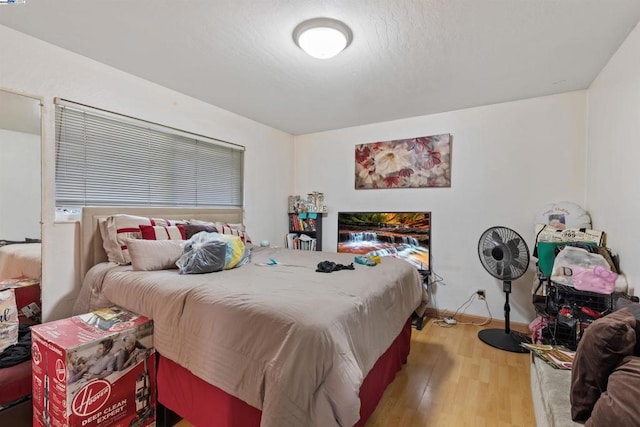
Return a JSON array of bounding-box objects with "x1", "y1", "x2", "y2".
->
[{"x1": 477, "y1": 289, "x2": 486, "y2": 300}]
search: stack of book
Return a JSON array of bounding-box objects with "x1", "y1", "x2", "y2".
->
[
  {"x1": 289, "y1": 214, "x2": 317, "y2": 232},
  {"x1": 285, "y1": 233, "x2": 317, "y2": 251}
]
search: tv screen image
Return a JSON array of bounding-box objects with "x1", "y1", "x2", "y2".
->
[{"x1": 337, "y1": 212, "x2": 431, "y2": 272}]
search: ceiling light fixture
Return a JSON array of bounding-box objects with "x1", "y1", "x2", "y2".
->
[{"x1": 293, "y1": 18, "x2": 353, "y2": 59}]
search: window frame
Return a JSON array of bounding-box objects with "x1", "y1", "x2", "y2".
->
[{"x1": 54, "y1": 98, "x2": 245, "y2": 211}]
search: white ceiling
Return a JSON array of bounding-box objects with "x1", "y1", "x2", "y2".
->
[{"x1": 1, "y1": 1, "x2": 640, "y2": 135}]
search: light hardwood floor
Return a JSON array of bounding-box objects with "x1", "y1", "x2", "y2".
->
[{"x1": 176, "y1": 318, "x2": 536, "y2": 426}]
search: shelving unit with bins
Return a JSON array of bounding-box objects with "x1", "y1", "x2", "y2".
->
[{"x1": 286, "y1": 213, "x2": 322, "y2": 251}]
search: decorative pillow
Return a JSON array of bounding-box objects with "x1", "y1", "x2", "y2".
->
[
  {"x1": 127, "y1": 239, "x2": 185, "y2": 271},
  {"x1": 586, "y1": 356, "x2": 640, "y2": 427},
  {"x1": 616, "y1": 297, "x2": 640, "y2": 320},
  {"x1": 139, "y1": 224, "x2": 186, "y2": 241},
  {"x1": 218, "y1": 222, "x2": 246, "y2": 232},
  {"x1": 615, "y1": 298, "x2": 640, "y2": 355},
  {"x1": 570, "y1": 308, "x2": 637, "y2": 421},
  {"x1": 220, "y1": 225, "x2": 252, "y2": 244},
  {"x1": 534, "y1": 201, "x2": 592, "y2": 230},
  {"x1": 100, "y1": 214, "x2": 173, "y2": 265},
  {"x1": 183, "y1": 224, "x2": 217, "y2": 240}
]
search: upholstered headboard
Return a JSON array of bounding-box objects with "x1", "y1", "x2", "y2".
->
[{"x1": 80, "y1": 206, "x2": 244, "y2": 279}]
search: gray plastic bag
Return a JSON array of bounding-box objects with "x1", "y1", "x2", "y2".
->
[{"x1": 176, "y1": 234, "x2": 227, "y2": 274}]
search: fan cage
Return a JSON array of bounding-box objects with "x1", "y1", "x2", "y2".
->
[{"x1": 478, "y1": 227, "x2": 530, "y2": 281}]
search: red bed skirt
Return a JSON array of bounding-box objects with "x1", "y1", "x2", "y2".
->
[
  {"x1": 0, "y1": 360, "x2": 32, "y2": 406},
  {"x1": 157, "y1": 318, "x2": 412, "y2": 427}
]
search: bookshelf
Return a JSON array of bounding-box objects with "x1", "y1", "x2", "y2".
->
[{"x1": 286, "y1": 213, "x2": 322, "y2": 251}]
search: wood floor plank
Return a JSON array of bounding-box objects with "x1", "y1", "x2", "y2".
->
[
  {"x1": 175, "y1": 318, "x2": 536, "y2": 426},
  {"x1": 367, "y1": 319, "x2": 535, "y2": 426}
]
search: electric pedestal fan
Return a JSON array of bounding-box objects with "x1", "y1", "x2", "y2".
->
[{"x1": 477, "y1": 226, "x2": 530, "y2": 353}]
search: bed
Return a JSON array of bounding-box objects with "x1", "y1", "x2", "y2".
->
[
  {"x1": 73, "y1": 207, "x2": 426, "y2": 427},
  {"x1": 0, "y1": 242, "x2": 41, "y2": 280},
  {"x1": 0, "y1": 242, "x2": 41, "y2": 420}
]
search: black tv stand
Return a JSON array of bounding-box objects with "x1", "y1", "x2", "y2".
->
[{"x1": 413, "y1": 270, "x2": 430, "y2": 330}]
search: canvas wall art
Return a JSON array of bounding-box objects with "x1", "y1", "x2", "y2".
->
[{"x1": 354, "y1": 133, "x2": 451, "y2": 189}]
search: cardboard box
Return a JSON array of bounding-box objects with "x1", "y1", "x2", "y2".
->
[
  {"x1": 31, "y1": 307, "x2": 156, "y2": 427},
  {"x1": 0, "y1": 276, "x2": 41, "y2": 324}
]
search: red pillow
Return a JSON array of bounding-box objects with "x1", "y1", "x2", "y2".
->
[{"x1": 139, "y1": 224, "x2": 186, "y2": 241}]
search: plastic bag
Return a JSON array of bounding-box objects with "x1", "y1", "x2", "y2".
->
[
  {"x1": 572, "y1": 265, "x2": 617, "y2": 295},
  {"x1": 0, "y1": 289, "x2": 19, "y2": 353},
  {"x1": 176, "y1": 232, "x2": 250, "y2": 274},
  {"x1": 550, "y1": 246, "x2": 612, "y2": 288},
  {"x1": 535, "y1": 241, "x2": 597, "y2": 277},
  {"x1": 177, "y1": 235, "x2": 227, "y2": 274}
]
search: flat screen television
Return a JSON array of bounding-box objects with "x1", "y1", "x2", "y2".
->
[{"x1": 337, "y1": 211, "x2": 431, "y2": 272}]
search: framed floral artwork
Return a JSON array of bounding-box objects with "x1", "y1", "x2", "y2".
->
[{"x1": 355, "y1": 133, "x2": 452, "y2": 189}]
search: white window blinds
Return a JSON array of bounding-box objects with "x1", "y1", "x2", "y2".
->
[{"x1": 55, "y1": 100, "x2": 244, "y2": 208}]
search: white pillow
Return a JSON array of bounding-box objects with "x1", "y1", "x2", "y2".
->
[
  {"x1": 127, "y1": 239, "x2": 185, "y2": 271},
  {"x1": 533, "y1": 201, "x2": 591, "y2": 230}
]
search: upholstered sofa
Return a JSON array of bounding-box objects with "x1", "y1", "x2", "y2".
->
[
  {"x1": 531, "y1": 355, "x2": 579, "y2": 427},
  {"x1": 530, "y1": 299, "x2": 640, "y2": 427}
]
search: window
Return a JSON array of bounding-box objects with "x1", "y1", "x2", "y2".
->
[{"x1": 54, "y1": 100, "x2": 244, "y2": 210}]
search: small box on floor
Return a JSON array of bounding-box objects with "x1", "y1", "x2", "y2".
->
[{"x1": 31, "y1": 307, "x2": 156, "y2": 427}]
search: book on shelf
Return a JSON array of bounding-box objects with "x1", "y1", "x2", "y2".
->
[
  {"x1": 521, "y1": 343, "x2": 575, "y2": 370},
  {"x1": 289, "y1": 214, "x2": 317, "y2": 232},
  {"x1": 285, "y1": 233, "x2": 316, "y2": 251},
  {"x1": 286, "y1": 233, "x2": 296, "y2": 249}
]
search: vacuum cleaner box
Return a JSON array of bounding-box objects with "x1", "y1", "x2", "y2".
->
[{"x1": 31, "y1": 307, "x2": 156, "y2": 427}]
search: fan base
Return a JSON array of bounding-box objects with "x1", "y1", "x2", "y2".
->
[{"x1": 478, "y1": 328, "x2": 530, "y2": 353}]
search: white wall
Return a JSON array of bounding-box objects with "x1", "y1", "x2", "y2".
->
[
  {"x1": 586, "y1": 22, "x2": 640, "y2": 292},
  {"x1": 294, "y1": 92, "x2": 587, "y2": 324},
  {"x1": 0, "y1": 25, "x2": 295, "y2": 321},
  {"x1": 0, "y1": 129, "x2": 41, "y2": 240},
  {"x1": 5, "y1": 19, "x2": 629, "y2": 325}
]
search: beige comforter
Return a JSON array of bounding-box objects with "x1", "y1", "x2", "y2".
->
[
  {"x1": 74, "y1": 247, "x2": 425, "y2": 427},
  {"x1": 0, "y1": 243, "x2": 41, "y2": 279}
]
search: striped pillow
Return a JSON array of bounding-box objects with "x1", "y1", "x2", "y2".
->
[
  {"x1": 140, "y1": 224, "x2": 186, "y2": 241},
  {"x1": 220, "y1": 225, "x2": 252, "y2": 244},
  {"x1": 100, "y1": 214, "x2": 175, "y2": 265}
]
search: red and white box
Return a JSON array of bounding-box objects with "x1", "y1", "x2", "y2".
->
[
  {"x1": 0, "y1": 276, "x2": 41, "y2": 324},
  {"x1": 31, "y1": 307, "x2": 156, "y2": 427}
]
